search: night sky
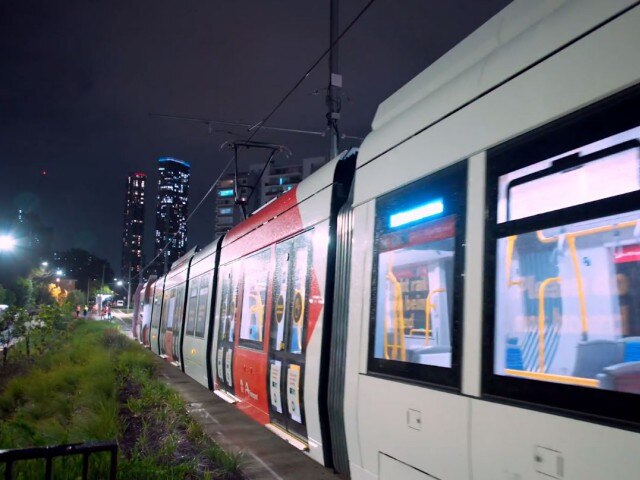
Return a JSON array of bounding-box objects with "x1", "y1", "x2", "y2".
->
[{"x1": 0, "y1": 0, "x2": 509, "y2": 271}]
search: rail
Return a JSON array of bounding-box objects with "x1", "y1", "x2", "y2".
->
[
  {"x1": 424, "y1": 288, "x2": 445, "y2": 346},
  {"x1": 538, "y1": 277, "x2": 561, "y2": 373},
  {"x1": 504, "y1": 369, "x2": 598, "y2": 387},
  {"x1": 384, "y1": 266, "x2": 406, "y2": 361},
  {"x1": 0, "y1": 441, "x2": 117, "y2": 480},
  {"x1": 505, "y1": 235, "x2": 522, "y2": 287},
  {"x1": 408, "y1": 288, "x2": 446, "y2": 346}
]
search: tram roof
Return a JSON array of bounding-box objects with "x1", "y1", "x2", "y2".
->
[{"x1": 360, "y1": 0, "x2": 624, "y2": 166}]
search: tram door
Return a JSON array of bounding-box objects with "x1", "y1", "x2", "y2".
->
[
  {"x1": 216, "y1": 263, "x2": 240, "y2": 396},
  {"x1": 268, "y1": 232, "x2": 312, "y2": 441}
]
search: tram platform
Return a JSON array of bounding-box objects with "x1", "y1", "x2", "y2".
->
[{"x1": 155, "y1": 360, "x2": 341, "y2": 480}]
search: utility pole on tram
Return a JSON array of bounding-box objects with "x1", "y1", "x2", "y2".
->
[{"x1": 327, "y1": 0, "x2": 341, "y2": 161}]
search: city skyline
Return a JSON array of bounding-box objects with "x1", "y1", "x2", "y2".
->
[{"x1": 0, "y1": 1, "x2": 509, "y2": 271}]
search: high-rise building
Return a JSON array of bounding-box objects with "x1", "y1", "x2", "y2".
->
[
  {"x1": 259, "y1": 157, "x2": 326, "y2": 206},
  {"x1": 121, "y1": 172, "x2": 146, "y2": 281},
  {"x1": 260, "y1": 163, "x2": 302, "y2": 206},
  {"x1": 214, "y1": 171, "x2": 258, "y2": 237},
  {"x1": 152, "y1": 158, "x2": 190, "y2": 275}
]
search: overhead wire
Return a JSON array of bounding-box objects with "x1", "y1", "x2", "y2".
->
[
  {"x1": 133, "y1": 0, "x2": 376, "y2": 283},
  {"x1": 245, "y1": 0, "x2": 376, "y2": 141}
]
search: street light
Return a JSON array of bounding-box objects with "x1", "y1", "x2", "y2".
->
[
  {"x1": 116, "y1": 280, "x2": 123, "y2": 287},
  {"x1": 56, "y1": 269, "x2": 63, "y2": 276},
  {"x1": 0, "y1": 234, "x2": 16, "y2": 252},
  {"x1": 41, "y1": 261, "x2": 49, "y2": 267}
]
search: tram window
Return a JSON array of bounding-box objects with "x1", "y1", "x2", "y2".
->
[
  {"x1": 493, "y1": 126, "x2": 640, "y2": 395},
  {"x1": 219, "y1": 265, "x2": 240, "y2": 343},
  {"x1": 173, "y1": 284, "x2": 185, "y2": 334},
  {"x1": 239, "y1": 249, "x2": 271, "y2": 346},
  {"x1": 165, "y1": 290, "x2": 176, "y2": 330},
  {"x1": 373, "y1": 216, "x2": 456, "y2": 368},
  {"x1": 270, "y1": 232, "x2": 313, "y2": 354},
  {"x1": 151, "y1": 291, "x2": 162, "y2": 328},
  {"x1": 195, "y1": 275, "x2": 210, "y2": 338},
  {"x1": 289, "y1": 239, "x2": 311, "y2": 354},
  {"x1": 369, "y1": 160, "x2": 466, "y2": 388},
  {"x1": 185, "y1": 280, "x2": 199, "y2": 336},
  {"x1": 498, "y1": 129, "x2": 640, "y2": 223},
  {"x1": 271, "y1": 244, "x2": 290, "y2": 352}
]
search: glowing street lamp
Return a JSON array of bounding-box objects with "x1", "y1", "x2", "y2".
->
[
  {"x1": 0, "y1": 234, "x2": 16, "y2": 252},
  {"x1": 116, "y1": 281, "x2": 123, "y2": 287},
  {"x1": 56, "y1": 269, "x2": 63, "y2": 276},
  {"x1": 41, "y1": 261, "x2": 49, "y2": 267}
]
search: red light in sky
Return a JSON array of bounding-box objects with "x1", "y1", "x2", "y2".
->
[{"x1": 41, "y1": 170, "x2": 47, "y2": 176}]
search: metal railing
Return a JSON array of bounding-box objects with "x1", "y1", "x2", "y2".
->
[{"x1": 0, "y1": 441, "x2": 117, "y2": 480}]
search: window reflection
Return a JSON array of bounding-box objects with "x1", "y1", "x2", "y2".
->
[
  {"x1": 496, "y1": 211, "x2": 640, "y2": 393},
  {"x1": 374, "y1": 215, "x2": 456, "y2": 368}
]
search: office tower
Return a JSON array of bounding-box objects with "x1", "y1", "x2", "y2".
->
[
  {"x1": 121, "y1": 172, "x2": 146, "y2": 281},
  {"x1": 214, "y1": 171, "x2": 258, "y2": 237},
  {"x1": 152, "y1": 158, "x2": 190, "y2": 275}
]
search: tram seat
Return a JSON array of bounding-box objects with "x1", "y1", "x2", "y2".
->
[
  {"x1": 407, "y1": 345, "x2": 451, "y2": 364},
  {"x1": 597, "y1": 361, "x2": 640, "y2": 394},
  {"x1": 572, "y1": 340, "x2": 623, "y2": 379},
  {"x1": 620, "y1": 337, "x2": 640, "y2": 362}
]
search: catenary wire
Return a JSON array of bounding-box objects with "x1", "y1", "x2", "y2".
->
[
  {"x1": 131, "y1": 0, "x2": 376, "y2": 283},
  {"x1": 246, "y1": 0, "x2": 376, "y2": 141}
]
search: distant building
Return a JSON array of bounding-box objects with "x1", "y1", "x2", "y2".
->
[
  {"x1": 151, "y1": 158, "x2": 190, "y2": 275},
  {"x1": 53, "y1": 248, "x2": 114, "y2": 291},
  {"x1": 15, "y1": 210, "x2": 53, "y2": 261},
  {"x1": 214, "y1": 171, "x2": 259, "y2": 237},
  {"x1": 120, "y1": 172, "x2": 146, "y2": 281},
  {"x1": 260, "y1": 164, "x2": 302, "y2": 206},
  {"x1": 259, "y1": 157, "x2": 326, "y2": 206},
  {"x1": 302, "y1": 156, "x2": 326, "y2": 178}
]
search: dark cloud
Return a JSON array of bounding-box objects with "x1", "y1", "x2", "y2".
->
[{"x1": 0, "y1": 0, "x2": 510, "y2": 269}]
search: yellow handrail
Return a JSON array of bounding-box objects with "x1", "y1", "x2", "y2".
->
[
  {"x1": 505, "y1": 369, "x2": 598, "y2": 387},
  {"x1": 536, "y1": 220, "x2": 637, "y2": 339},
  {"x1": 538, "y1": 277, "x2": 560, "y2": 373},
  {"x1": 424, "y1": 288, "x2": 445, "y2": 346},
  {"x1": 566, "y1": 236, "x2": 588, "y2": 339},
  {"x1": 384, "y1": 265, "x2": 406, "y2": 361},
  {"x1": 536, "y1": 221, "x2": 637, "y2": 244},
  {"x1": 505, "y1": 235, "x2": 522, "y2": 287}
]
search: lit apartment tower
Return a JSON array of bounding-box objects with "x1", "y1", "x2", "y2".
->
[
  {"x1": 260, "y1": 157, "x2": 325, "y2": 206},
  {"x1": 214, "y1": 171, "x2": 258, "y2": 237},
  {"x1": 152, "y1": 158, "x2": 190, "y2": 275},
  {"x1": 121, "y1": 172, "x2": 146, "y2": 281}
]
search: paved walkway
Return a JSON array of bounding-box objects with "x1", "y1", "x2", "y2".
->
[{"x1": 155, "y1": 361, "x2": 341, "y2": 480}]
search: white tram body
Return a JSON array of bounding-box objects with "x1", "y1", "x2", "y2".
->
[
  {"x1": 136, "y1": 1, "x2": 640, "y2": 478},
  {"x1": 342, "y1": 1, "x2": 640, "y2": 479}
]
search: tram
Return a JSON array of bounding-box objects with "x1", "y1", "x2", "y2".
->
[{"x1": 136, "y1": 1, "x2": 640, "y2": 478}]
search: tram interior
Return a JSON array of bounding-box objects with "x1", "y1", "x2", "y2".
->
[
  {"x1": 374, "y1": 220, "x2": 455, "y2": 368},
  {"x1": 494, "y1": 127, "x2": 640, "y2": 393}
]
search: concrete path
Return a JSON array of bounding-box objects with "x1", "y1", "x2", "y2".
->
[{"x1": 155, "y1": 361, "x2": 341, "y2": 480}]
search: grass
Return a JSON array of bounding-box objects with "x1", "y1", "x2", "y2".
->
[{"x1": 0, "y1": 319, "x2": 243, "y2": 479}]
